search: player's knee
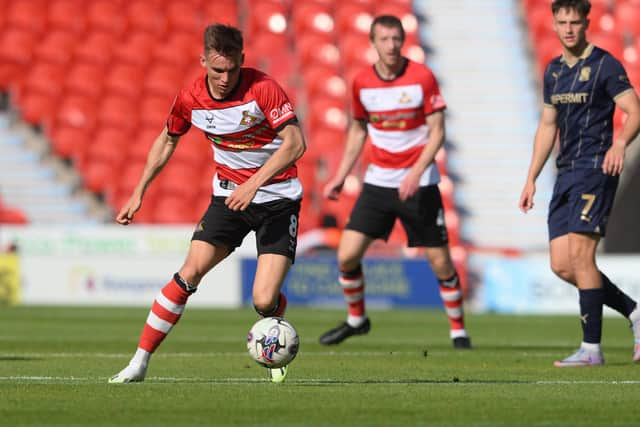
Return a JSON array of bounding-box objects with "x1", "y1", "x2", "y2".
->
[
  {"x1": 337, "y1": 252, "x2": 361, "y2": 272},
  {"x1": 176, "y1": 268, "x2": 204, "y2": 286},
  {"x1": 550, "y1": 261, "x2": 574, "y2": 283},
  {"x1": 253, "y1": 294, "x2": 279, "y2": 316}
]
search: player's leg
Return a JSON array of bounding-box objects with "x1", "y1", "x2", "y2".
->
[
  {"x1": 251, "y1": 198, "x2": 300, "y2": 382},
  {"x1": 319, "y1": 184, "x2": 395, "y2": 345},
  {"x1": 555, "y1": 232, "x2": 605, "y2": 367},
  {"x1": 109, "y1": 197, "x2": 247, "y2": 383},
  {"x1": 424, "y1": 245, "x2": 471, "y2": 348},
  {"x1": 399, "y1": 184, "x2": 471, "y2": 348},
  {"x1": 109, "y1": 241, "x2": 230, "y2": 383}
]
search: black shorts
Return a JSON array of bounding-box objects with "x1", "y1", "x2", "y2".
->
[
  {"x1": 346, "y1": 183, "x2": 449, "y2": 247},
  {"x1": 548, "y1": 168, "x2": 619, "y2": 240},
  {"x1": 192, "y1": 196, "x2": 301, "y2": 262}
]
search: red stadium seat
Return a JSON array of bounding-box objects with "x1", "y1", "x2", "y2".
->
[
  {"x1": 247, "y1": 1, "x2": 289, "y2": 37},
  {"x1": 48, "y1": 123, "x2": 92, "y2": 160},
  {"x1": 203, "y1": 1, "x2": 239, "y2": 26},
  {"x1": 166, "y1": 2, "x2": 207, "y2": 34},
  {"x1": 172, "y1": 130, "x2": 211, "y2": 166},
  {"x1": 303, "y1": 67, "x2": 348, "y2": 102},
  {"x1": 157, "y1": 161, "x2": 203, "y2": 201},
  {"x1": 82, "y1": 158, "x2": 120, "y2": 194},
  {"x1": 307, "y1": 97, "x2": 349, "y2": 131},
  {"x1": 19, "y1": 63, "x2": 66, "y2": 99},
  {"x1": 47, "y1": 0, "x2": 86, "y2": 34},
  {"x1": 334, "y1": 2, "x2": 374, "y2": 36},
  {"x1": 6, "y1": 1, "x2": 46, "y2": 34},
  {"x1": 590, "y1": 32, "x2": 624, "y2": 61},
  {"x1": 127, "y1": 128, "x2": 158, "y2": 163},
  {"x1": 292, "y1": 2, "x2": 335, "y2": 37},
  {"x1": 65, "y1": 63, "x2": 104, "y2": 98},
  {"x1": 139, "y1": 96, "x2": 172, "y2": 128},
  {"x1": 0, "y1": 29, "x2": 35, "y2": 89},
  {"x1": 152, "y1": 32, "x2": 200, "y2": 70},
  {"x1": 55, "y1": 95, "x2": 98, "y2": 131},
  {"x1": 86, "y1": 1, "x2": 128, "y2": 37},
  {"x1": 144, "y1": 66, "x2": 185, "y2": 97},
  {"x1": 614, "y1": 2, "x2": 640, "y2": 39},
  {"x1": 104, "y1": 64, "x2": 145, "y2": 98},
  {"x1": 15, "y1": 92, "x2": 58, "y2": 126},
  {"x1": 74, "y1": 32, "x2": 115, "y2": 66},
  {"x1": 296, "y1": 33, "x2": 341, "y2": 71},
  {"x1": 126, "y1": 0, "x2": 168, "y2": 35},
  {"x1": 33, "y1": 31, "x2": 76, "y2": 66},
  {"x1": 98, "y1": 96, "x2": 140, "y2": 132},
  {"x1": 151, "y1": 194, "x2": 199, "y2": 224},
  {"x1": 112, "y1": 32, "x2": 154, "y2": 67},
  {"x1": 340, "y1": 34, "x2": 377, "y2": 70}
]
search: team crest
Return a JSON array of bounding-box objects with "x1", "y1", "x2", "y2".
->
[
  {"x1": 398, "y1": 91, "x2": 412, "y2": 104},
  {"x1": 579, "y1": 67, "x2": 591, "y2": 82},
  {"x1": 239, "y1": 110, "x2": 259, "y2": 126}
]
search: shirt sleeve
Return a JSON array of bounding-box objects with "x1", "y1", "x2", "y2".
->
[
  {"x1": 543, "y1": 64, "x2": 554, "y2": 108},
  {"x1": 421, "y1": 68, "x2": 446, "y2": 115},
  {"x1": 255, "y1": 77, "x2": 297, "y2": 130},
  {"x1": 603, "y1": 55, "x2": 634, "y2": 100},
  {"x1": 351, "y1": 76, "x2": 367, "y2": 120},
  {"x1": 166, "y1": 89, "x2": 192, "y2": 136}
]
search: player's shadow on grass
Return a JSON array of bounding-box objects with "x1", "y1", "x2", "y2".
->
[{"x1": 0, "y1": 356, "x2": 42, "y2": 361}]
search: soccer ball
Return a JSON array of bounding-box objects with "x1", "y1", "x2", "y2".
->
[{"x1": 246, "y1": 317, "x2": 299, "y2": 368}]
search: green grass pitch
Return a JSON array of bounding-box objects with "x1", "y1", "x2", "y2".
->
[{"x1": 1, "y1": 306, "x2": 638, "y2": 426}]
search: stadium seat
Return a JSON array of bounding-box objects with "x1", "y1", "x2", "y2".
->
[
  {"x1": 614, "y1": 2, "x2": 640, "y2": 39},
  {"x1": 112, "y1": 32, "x2": 154, "y2": 67},
  {"x1": 104, "y1": 64, "x2": 145, "y2": 99},
  {"x1": 166, "y1": 3, "x2": 206, "y2": 34},
  {"x1": 18, "y1": 63, "x2": 66, "y2": 99},
  {"x1": 6, "y1": 1, "x2": 46, "y2": 34},
  {"x1": 14, "y1": 92, "x2": 58, "y2": 126},
  {"x1": 292, "y1": 2, "x2": 335, "y2": 37},
  {"x1": 86, "y1": 1, "x2": 128, "y2": 36},
  {"x1": 127, "y1": 128, "x2": 158, "y2": 163},
  {"x1": 590, "y1": 32, "x2": 624, "y2": 60},
  {"x1": 202, "y1": 1, "x2": 239, "y2": 26},
  {"x1": 98, "y1": 96, "x2": 140, "y2": 132},
  {"x1": 48, "y1": 125, "x2": 91, "y2": 160},
  {"x1": 144, "y1": 66, "x2": 185, "y2": 98},
  {"x1": 139, "y1": 96, "x2": 172, "y2": 129},
  {"x1": 0, "y1": 29, "x2": 35, "y2": 89},
  {"x1": 156, "y1": 162, "x2": 203, "y2": 202},
  {"x1": 54, "y1": 95, "x2": 98, "y2": 140},
  {"x1": 82, "y1": 158, "x2": 120, "y2": 194},
  {"x1": 296, "y1": 33, "x2": 341, "y2": 71},
  {"x1": 33, "y1": 31, "x2": 76, "y2": 66},
  {"x1": 303, "y1": 67, "x2": 348, "y2": 102},
  {"x1": 152, "y1": 32, "x2": 200, "y2": 70},
  {"x1": 74, "y1": 32, "x2": 115, "y2": 66},
  {"x1": 65, "y1": 63, "x2": 104, "y2": 98},
  {"x1": 126, "y1": 0, "x2": 168, "y2": 35},
  {"x1": 151, "y1": 194, "x2": 199, "y2": 223},
  {"x1": 47, "y1": 0, "x2": 86, "y2": 34},
  {"x1": 306, "y1": 97, "x2": 348, "y2": 132},
  {"x1": 247, "y1": 1, "x2": 289, "y2": 37},
  {"x1": 82, "y1": 127, "x2": 130, "y2": 172},
  {"x1": 334, "y1": 2, "x2": 374, "y2": 36}
]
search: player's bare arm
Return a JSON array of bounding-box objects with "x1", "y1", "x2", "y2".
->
[
  {"x1": 399, "y1": 110, "x2": 445, "y2": 201},
  {"x1": 519, "y1": 106, "x2": 558, "y2": 213},
  {"x1": 225, "y1": 123, "x2": 306, "y2": 212},
  {"x1": 323, "y1": 119, "x2": 368, "y2": 200},
  {"x1": 602, "y1": 90, "x2": 640, "y2": 176},
  {"x1": 116, "y1": 127, "x2": 180, "y2": 225}
]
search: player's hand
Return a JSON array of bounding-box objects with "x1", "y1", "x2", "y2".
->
[
  {"x1": 602, "y1": 142, "x2": 625, "y2": 176},
  {"x1": 116, "y1": 195, "x2": 142, "y2": 225},
  {"x1": 225, "y1": 182, "x2": 258, "y2": 211},
  {"x1": 518, "y1": 181, "x2": 536, "y2": 213},
  {"x1": 398, "y1": 172, "x2": 420, "y2": 201},
  {"x1": 323, "y1": 177, "x2": 345, "y2": 200}
]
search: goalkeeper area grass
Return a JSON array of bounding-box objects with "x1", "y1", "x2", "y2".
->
[{"x1": 1, "y1": 306, "x2": 638, "y2": 426}]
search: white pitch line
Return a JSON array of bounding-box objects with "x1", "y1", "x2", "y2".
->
[{"x1": 1, "y1": 376, "x2": 640, "y2": 385}]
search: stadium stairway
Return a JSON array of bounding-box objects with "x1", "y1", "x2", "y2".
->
[
  {"x1": 415, "y1": 0, "x2": 554, "y2": 250},
  {"x1": 0, "y1": 110, "x2": 110, "y2": 224}
]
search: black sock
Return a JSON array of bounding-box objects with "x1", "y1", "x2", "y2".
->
[
  {"x1": 601, "y1": 272, "x2": 637, "y2": 318},
  {"x1": 579, "y1": 288, "x2": 605, "y2": 344}
]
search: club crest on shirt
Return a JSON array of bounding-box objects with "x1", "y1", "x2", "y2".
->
[
  {"x1": 398, "y1": 91, "x2": 412, "y2": 104},
  {"x1": 239, "y1": 110, "x2": 259, "y2": 126},
  {"x1": 205, "y1": 112, "x2": 215, "y2": 129},
  {"x1": 579, "y1": 66, "x2": 591, "y2": 82}
]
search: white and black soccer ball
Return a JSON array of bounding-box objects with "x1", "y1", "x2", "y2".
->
[{"x1": 246, "y1": 317, "x2": 299, "y2": 368}]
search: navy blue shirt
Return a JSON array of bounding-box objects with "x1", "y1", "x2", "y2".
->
[{"x1": 543, "y1": 44, "x2": 634, "y2": 171}]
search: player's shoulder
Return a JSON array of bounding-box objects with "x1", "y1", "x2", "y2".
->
[{"x1": 591, "y1": 45, "x2": 624, "y2": 68}]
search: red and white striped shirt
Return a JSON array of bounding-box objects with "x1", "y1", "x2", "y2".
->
[
  {"x1": 352, "y1": 59, "x2": 446, "y2": 188},
  {"x1": 167, "y1": 67, "x2": 302, "y2": 203}
]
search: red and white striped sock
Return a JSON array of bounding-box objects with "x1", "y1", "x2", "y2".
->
[
  {"x1": 438, "y1": 272, "x2": 467, "y2": 337},
  {"x1": 137, "y1": 274, "x2": 194, "y2": 354},
  {"x1": 339, "y1": 265, "x2": 366, "y2": 327}
]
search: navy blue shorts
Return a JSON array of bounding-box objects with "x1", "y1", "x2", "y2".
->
[{"x1": 547, "y1": 169, "x2": 619, "y2": 240}]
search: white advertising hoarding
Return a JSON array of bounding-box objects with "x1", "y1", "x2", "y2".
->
[{"x1": 0, "y1": 225, "x2": 251, "y2": 307}]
